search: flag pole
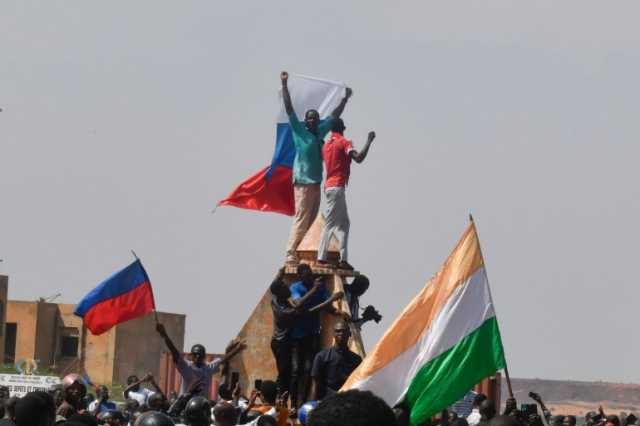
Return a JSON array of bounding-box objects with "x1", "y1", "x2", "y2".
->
[
  {"x1": 131, "y1": 250, "x2": 160, "y2": 325},
  {"x1": 468, "y1": 213, "x2": 514, "y2": 399}
]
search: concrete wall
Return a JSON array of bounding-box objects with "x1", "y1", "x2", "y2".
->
[
  {"x1": 34, "y1": 302, "x2": 59, "y2": 368},
  {"x1": 57, "y1": 304, "x2": 83, "y2": 329},
  {"x1": 83, "y1": 329, "x2": 116, "y2": 385},
  {"x1": 55, "y1": 302, "x2": 116, "y2": 385},
  {"x1": 55, "y1": 304, "x2": 85, "y2": 376},
  {"x1": 229, "y1": 269, "x2": 364, "y2": 397},
  {"x1": 0, "y1": 276, "x2": 8, "y2": 364},
  {"x1": 6, "y1": 301, "x2": 39, "y2": 363},
  {"x1": 6, "y1": 301, "x2": 186, "y2": 386},
  {"x1": 228, "y1": 288, "x2": 277, "y2": 394},
  {"x1": 112, "y1": 311, "x2": 185, "y2": 386}
]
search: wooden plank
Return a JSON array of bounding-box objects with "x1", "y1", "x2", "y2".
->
[{"x1": 284, "y1": 264, "x2": 359, "y2": 277}]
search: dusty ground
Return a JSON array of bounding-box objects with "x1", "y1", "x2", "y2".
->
[{"x1": 545, "y1": 401, "x2": 639, "y2": 416}]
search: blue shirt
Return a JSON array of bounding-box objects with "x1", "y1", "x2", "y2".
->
[
  {"x1": 288, "y1": 111, "x2": 334, "y2": 184},
  {"x1": 290, "y1": 281, "x2": 329, "y2": 339}
]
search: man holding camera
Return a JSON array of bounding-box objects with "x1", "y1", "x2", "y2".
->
[{"x1": 343, "y1": 275, "x2": 382, "y2": 330}]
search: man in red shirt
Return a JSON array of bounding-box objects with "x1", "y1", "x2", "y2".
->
[{"x1": 317, "y1": 119, "x2": 375, "y2": 270}]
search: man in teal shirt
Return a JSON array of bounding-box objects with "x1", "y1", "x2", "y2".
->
[{"x1": 281, "y1": 71, "x2": 352, "y2": 265}]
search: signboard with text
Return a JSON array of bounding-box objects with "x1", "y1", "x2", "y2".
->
[{"x1": 0, "y1": 374, "x2": 61, "y2": 397}]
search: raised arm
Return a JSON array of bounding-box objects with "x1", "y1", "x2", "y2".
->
[
  {"x1": 281, "y1": 71, "x2": 294, "y2": 115},
  {"x1": 123, "y1": 375, "x2": 147, "y2": 399},
  {"x1": 156, "y1": 323, "x2": 181, "y2": 363},
  {"x1": 146, "y1": 373, "x2": 166, "y2": 400},
  {"x1": 288, "y1": 278, "x2": 322, "y2": 309},
  {"x1": 529, "y1": 392, "x2": 551, "y2": 424},
  {"x1": 330, "y1": 87, "x2": 353, "y2": 119},
  {"x1": 350, "y1": 131, "x2": 376, "y2": 164},
  {"x1": 307, "y1": 292, "x2": 344, "y2": 314}
]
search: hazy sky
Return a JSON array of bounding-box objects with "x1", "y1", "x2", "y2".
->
[{"x1": 2, "y1": 1, "x2": 639, "y2": 383}]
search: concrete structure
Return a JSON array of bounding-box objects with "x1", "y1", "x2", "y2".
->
[
  {"x1": 227, "y1": 215, "x2": 365, "y2": 397},
  {"x1": 5, "y1": 300, "x2": 185, "y2": 386},
  {"x1": 0, "y1": 276, "x2": 8, "y2": 364}
]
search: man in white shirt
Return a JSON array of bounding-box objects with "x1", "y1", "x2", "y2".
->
[{"x1": 123, "y1": 373, "x2": 162, "y2": 406}]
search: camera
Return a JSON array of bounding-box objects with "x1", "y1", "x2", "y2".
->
[{"x1": 362, "y1": 305, "x2": 382, "y2": 323}]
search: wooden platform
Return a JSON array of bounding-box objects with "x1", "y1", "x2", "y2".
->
[{"x1": 284, "y1": 263, "x2": 360, "y2": 277}]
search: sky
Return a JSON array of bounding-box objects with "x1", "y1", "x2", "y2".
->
[{"x1": 1, "y1": 1, "x2": 639, "y2": 383}]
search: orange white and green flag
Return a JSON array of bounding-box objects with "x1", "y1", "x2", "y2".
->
[{"x1": 341, "y1": 221, "x2": 507, "y2": 426}]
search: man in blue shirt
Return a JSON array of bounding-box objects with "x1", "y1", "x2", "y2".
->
[
  {"x1": 89, "y1": 385, "x2": 117, "y2": 416},
  {"x1": 280, "y1": 71, "x2": 352, "y2": 265},
  {"x1": 288, "y1": 263, "x2": 346, "y2": 412}
]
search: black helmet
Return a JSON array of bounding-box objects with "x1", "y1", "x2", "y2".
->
[
  {"x1": 184, "y1": 396, "x2": 212, "y2": 425},
  {"x1": 138, "y1": 411, "x2": 175, "y2": 426}
]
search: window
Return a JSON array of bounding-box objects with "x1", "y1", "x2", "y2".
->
[
  {"x1": 60, "y1": 335, "x2": 79, "y2": 358},
  {"x1": 4, "y1": 323, "x2": 16, "y2": 363}
]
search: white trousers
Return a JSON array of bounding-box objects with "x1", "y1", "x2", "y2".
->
[{"x1": 317, "y1": 186, "x2": 349, "y2": 262}]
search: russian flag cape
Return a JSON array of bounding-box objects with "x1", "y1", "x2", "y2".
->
[{"x1": 218, "y1": 74, "x2": 346, "y2": 215}]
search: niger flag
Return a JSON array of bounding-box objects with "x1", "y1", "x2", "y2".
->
[{"x1": 342, "y1": 221, "x2": 507, "y2": 426}]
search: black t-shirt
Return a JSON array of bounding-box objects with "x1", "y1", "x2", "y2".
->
[
  {"x1": 271, "y1": 292, "x2": 297, "y2": 342},
  {"x1": 311, "y1": 346, "x2": 362, "y2": 397}
]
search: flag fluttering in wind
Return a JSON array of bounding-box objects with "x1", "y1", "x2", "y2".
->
[
  {"x1": 341, "y1": 221, "x2": 507, "y2": 426},
  {"x1": 218, "y1": 74, "x2": 346, "y2": 215},
  {"x1": 74, "y1": 259, "x2": 156, "y2": 335}
]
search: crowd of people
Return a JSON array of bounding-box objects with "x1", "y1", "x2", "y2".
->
[{"x1": 3, "y1": 375, "x2": 639, "y2": 426}]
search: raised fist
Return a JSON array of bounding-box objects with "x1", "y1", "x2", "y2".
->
[
  {"x1": 367, "y1": 131, "x2": 376, "y2": 142},
  {"x1": 281, "y1": 71, "x2": 289, "y2": 83},
  {"x1": 345, "y1": 87, "x2": 353, "y2": 99}
]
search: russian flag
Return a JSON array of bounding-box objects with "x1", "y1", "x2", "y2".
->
[
  {"x1": 218, "y1": 74, "x2": 346, "y2": 216},
  {"x1": 74, "y1": 259, "x2": 156, "y2": 335}
]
